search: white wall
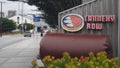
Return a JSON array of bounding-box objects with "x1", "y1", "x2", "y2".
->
[{"x1": 9, "y1": 15, "x2": 33, "y2": 25}]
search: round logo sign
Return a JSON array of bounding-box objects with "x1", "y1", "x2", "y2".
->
[{"x1": 61, "y1": 14, "x2": 84, "y2": 32}]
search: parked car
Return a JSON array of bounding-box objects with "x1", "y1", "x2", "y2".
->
[{"x1": 24, "y1": 31, "x2": 31, "y2": 37}]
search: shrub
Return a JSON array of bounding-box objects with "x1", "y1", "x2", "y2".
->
[
  {"x1": 31, "y1": 59, "x2": 39, "y2": 68},
  {"x1": 2, "y1": 18, "x2": 17, "y2": 32},
  {"x1": 18, "y1": 23, "x2": 34, "y2": 31},
  {"x1": 42, "y1": 51, "x2": 119, "y2": 68}
]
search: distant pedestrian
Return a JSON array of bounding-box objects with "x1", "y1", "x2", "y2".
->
[
  {"x1": 41, "y1": 31, "x2": 43, "y2": 37},
  {"x1": 40, "y1": 28, "x2": 44, "y2": 37}
]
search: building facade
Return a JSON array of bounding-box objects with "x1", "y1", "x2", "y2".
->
[
  {"x1": 9, "y1": 14, "x2": 49, "y2": 32},
  {"x1": 9, "y1": 15, "x2": 33, "y2": 25},
  {"x1": 58, "y1": 0, "x2": 118, "y2": 57},
  {"x1": 8, "y1": 10, "x2": 16, "y2": 18}
]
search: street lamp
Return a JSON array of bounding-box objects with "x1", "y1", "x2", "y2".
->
[{"x1": 0, "y1": 1, "x2": 5, "y2": 37}]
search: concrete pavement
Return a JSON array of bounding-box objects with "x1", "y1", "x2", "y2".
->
[{"x1": 0, "y1": 34, "x2": 42, "y2": 68}]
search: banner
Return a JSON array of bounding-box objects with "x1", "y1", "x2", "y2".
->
[{"x1": 33, "y1": 15, "x2": 41, "y2": 22}]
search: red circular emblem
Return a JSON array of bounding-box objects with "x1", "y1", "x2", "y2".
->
[{"x1": 61, "y1": 14, "x2": 84, "y2": 32}]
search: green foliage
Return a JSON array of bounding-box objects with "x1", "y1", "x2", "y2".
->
[
  {"x1": 41, "y1": 51, "x2": 120, "y2": 68},
  {"x1": 18, "y1": 23, "x2": 35, "y2": 31},
  {"x1": 2, "y1": 18, "x2": 17, "y2": 32},
  {"x1": 31, "y1": 59, "x2": 39, "y2": 68},
  {"x1": 43, "y1": 25, "x2": 48, "y2": 29},
  {"x1": 27, "y1": 0, "x2": 82, "y2": 27}
]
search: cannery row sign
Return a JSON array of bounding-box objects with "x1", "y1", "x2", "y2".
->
[{"x1": 61, "y1": 14, "x2": 115, "y2": 32}]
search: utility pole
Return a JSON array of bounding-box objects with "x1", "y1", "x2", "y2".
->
[
  {"x1": 21, "y1": 0, "x2": 28, "y2": 32},
  {"x1": 0, "y1": 1, "x2": 5, "y2": 37},
  {"x1": 21, "y1": 1, "x2": 24, "y2": 33}
]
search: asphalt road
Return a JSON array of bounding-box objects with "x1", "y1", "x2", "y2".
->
[
  {"x1": 0, "y1": 34, "x2": 41, "y2": 68},
  {"x1": 0, "y1": 34, "x2": 30, "y2": 49}
]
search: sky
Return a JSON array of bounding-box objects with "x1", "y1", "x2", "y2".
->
[{"x1": 0, "y1": 0, "x2": 41, "y2": 16}]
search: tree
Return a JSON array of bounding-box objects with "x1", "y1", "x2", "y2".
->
[
  {"x1": 2, "y1": 18, "x2": 17, "y2": 32},
  {"x1": 18, "y1": 23, "x2": 35, "y2": 31},
  {"x1": 43, "y1": 25, "x2": 48, "y2": 29},
  {"x1": 27, "y1": 0, "x2": 82, "y2": 28}
]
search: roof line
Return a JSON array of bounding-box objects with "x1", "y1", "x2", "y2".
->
[{"x1": 58, "y1": 0, "x2": 97, "y2": 15}]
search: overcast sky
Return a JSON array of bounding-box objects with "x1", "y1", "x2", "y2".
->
[{"x1": 0, "y1": 0, "x2": 41, "y2": 16}]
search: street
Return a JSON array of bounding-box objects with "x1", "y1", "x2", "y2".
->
[
  {"x1": 0, "y1": 34, "x2": 28, "y2": 49},
  {"x1": 0, "y1": 33, "x2": 42, "y2": 68}
]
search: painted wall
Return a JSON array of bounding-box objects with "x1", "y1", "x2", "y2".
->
[{"x1": 9, "y1": 15, "x2": 33, "y2": 25}]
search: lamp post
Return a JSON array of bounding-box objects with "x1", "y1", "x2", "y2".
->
[
  {"x1": 20, "y1": 0, "x2": 28, "y2": 33},
  {"x1": 0, "y1": 1, "x2": 5, "y2": 37},
  {"x1": 21, "y1": 1, "x2": 24, "y2": 33}
]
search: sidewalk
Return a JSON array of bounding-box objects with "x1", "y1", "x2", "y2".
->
[{"x1": 0, "y1": 36, "x2": 41, "y2": 68}]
